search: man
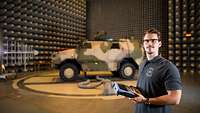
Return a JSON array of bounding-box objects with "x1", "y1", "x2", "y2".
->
[{"x1": 130, "y1": 28, "x2": 182, "y2": 113}]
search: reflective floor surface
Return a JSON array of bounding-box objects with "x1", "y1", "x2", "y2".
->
[{"x1": 0, "y1": 71, "x2": 199, "y2": 113}]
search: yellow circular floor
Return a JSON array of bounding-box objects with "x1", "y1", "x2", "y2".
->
[{"x1": 13, "y1": 71, "x2": 137, "y2": 99}]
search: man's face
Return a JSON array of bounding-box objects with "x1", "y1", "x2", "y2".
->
[{"x1": 143, "y1": 33, "x2": 161, "y2": 55}]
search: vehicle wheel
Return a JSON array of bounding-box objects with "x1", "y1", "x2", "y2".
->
[
  {"x1": 119, "y1": 62, "x2": 136, "y2": 79},
  {"x1": 59, "y1": 63, "x2": 80, "y2": 81}
]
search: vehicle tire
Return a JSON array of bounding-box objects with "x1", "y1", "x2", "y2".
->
[
  {"x1": 59, "y1": 63, "x2": 80, "y2": 81},
  {"x1": 119, "y1": 62, "x2": 136, "y2": 79}
]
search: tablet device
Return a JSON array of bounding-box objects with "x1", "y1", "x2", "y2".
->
[{"x1": 112, "y1": 82, "x2": 140, "y2": 98}]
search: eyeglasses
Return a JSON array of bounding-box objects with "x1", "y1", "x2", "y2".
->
[{"x1": 143, "y1": 39, "x2": 160, "y2": 43}]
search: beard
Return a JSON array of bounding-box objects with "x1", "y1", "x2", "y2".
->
[
  {"x1": 145, "y1": 46, "x2": 154, "y2": 54},
  {"x1": 147, "y1": 51, "x2": 153, "y2": 54}
]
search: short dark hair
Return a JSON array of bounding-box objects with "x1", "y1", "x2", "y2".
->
[{"x1": 144, "y1": 28, "x2": 161, "y2": 41}]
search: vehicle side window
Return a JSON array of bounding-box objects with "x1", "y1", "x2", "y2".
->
[
  {"x1": 83, "y1": 42, "x2": 92, "y2": 49},
  {"x1": 111, "y1": 43, "x2": 120, "y2": 49}
]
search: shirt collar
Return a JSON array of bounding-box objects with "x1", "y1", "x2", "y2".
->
[{"x1": 148, "y1": 55, "x2": 162, "y2": 63}]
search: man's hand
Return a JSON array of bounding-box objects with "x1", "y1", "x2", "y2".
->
[{"x1": 128, "y1": 94, "x2": 147, "y2": 104}]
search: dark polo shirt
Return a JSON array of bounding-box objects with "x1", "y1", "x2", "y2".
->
[{"x1": 135, "y1": 55, "x2": 182, "y2": 113}]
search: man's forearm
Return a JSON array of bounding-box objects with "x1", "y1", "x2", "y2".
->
[{"x1": 147, "y1": 90, "x2": 182, "y2": 105}]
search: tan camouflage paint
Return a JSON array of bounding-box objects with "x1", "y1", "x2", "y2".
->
[{"x1": 52, "y1": 39, "x2": 144, "y2": 71}]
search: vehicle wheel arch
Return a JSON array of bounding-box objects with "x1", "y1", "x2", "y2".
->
[
  {"x1": 59, "y1": 59, "x2": 82, "y2": 71},
  {"x1": 118, "y1": 57, "x2": 139, "y2": 70}
]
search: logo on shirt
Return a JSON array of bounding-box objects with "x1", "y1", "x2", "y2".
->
[{"x1": 145, "y1": 67, "x2": 154, "y2": 77}]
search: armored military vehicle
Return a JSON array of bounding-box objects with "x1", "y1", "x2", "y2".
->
[{"x1": 52, "y1": 38, "x2": 144, "y2": 81}]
